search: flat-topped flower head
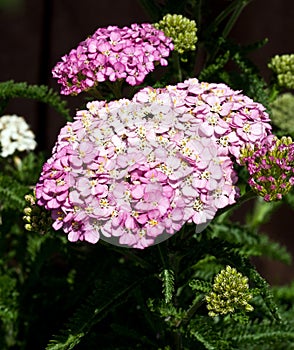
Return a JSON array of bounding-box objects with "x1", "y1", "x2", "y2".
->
[
  {"x1": 35, "y1": 78, "x2": 271, "y2": 249},
  {"x1": 154, "y1": 14, "x2": 197, "y2": 55},
  {"x1": 52, "y1": 23, "x2": 174, "y2": 95},
  {"x1": 0, "y1": 114, "x2": 36, "y2": 157},
  {"x1": 166, "y1": 78, "x2": 272, "y2": 161},
  {"x1": 240, "y1": 135, "x2": 294, "y2": 201}
]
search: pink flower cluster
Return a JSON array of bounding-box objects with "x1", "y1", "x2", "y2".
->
[
  {"x1": 241, "y1": 135, "x2": 294, "y2": 201},
  {"x1": 165, "y1": 79, "x2": 272, "y2": 161},
  {"x1": 36, "y1": 79, "x2": 271, "y2": 249},
  {"x1": 52, "y1": 23, "x2": 174, "y2": 95}
]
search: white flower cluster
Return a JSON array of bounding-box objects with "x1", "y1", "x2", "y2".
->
[{"x1": 0, "y1": 114, "x2": 37, "y2": 157}]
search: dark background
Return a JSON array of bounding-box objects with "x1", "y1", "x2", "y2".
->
[{"x1": 0, "y1": 0, "x2": 294, "y2": 284}]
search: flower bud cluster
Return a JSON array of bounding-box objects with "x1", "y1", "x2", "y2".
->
[
  {"x1": 0, "y1": 115, "x2": 36, "y2": 157},
  {"x1": 206, "y1": 265, "x2": 254, "y2": 317},
  {"x1": 52, "y1": 23, "x2": 173, "y2": 95},
  {"x1": 270, "y1": 93, "x2": 294, "y2": 137},
  {"x1": 154, "y1": 14, "x2": 197, "y2": 55},
  {"x1": 268, "y1": 54, "x2": 294, "y2": 90},
  {"x1": 23, "y1": 193, "x2": 52, "y2": 233},
  {"x1": 240, "y1": 135, "x2": 294, "y2": 201}
]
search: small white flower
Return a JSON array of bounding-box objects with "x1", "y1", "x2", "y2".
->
[{"x1": 0, "y1": 114, "x2": 37, "y2": 157}]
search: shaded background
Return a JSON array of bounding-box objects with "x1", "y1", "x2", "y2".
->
[{"x1": 0, "y1": 0, "x2": 294, "y2": 284}]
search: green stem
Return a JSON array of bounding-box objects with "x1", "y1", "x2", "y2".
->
[
  {"x1": 215, "y1": 190, "x2": 257, "y2": 218},
  {"x1": 87, "y1": 87, "x2": 105, "y2": 100},
  {"x1": 176, "y1": 295, "x2": 204, "y2": 328},
  {"x1": 207, "y1": 0, "x2": 252, "y2": 64},
  {"x1": 102, "y1": 242, "x2": 153, "y2": 271},
  {"x1": 157, "y1": 244, "x2": 167, "y2": 268},
  {"x1": 174, "y1": 52, "x2": 183, "y2": 82},
  {"x1": 194, "y1": 0, "x2": 203, "y2": 32},
  {"x1": 246, "y1": 197, "x2": 281, "y2": 229},
  {"x1": 222, "y1": 0, "x2": 251, "y2": 39},
  {"x1": 106, "y1": 80, "x2": 123, "y2": 99}
]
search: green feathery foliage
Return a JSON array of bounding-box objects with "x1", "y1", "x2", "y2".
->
[
  {"x1": 46, "y1": 270, "x2": 144, "y2": 349},
  {"x1": 198, "y1": 51, "x2": 231, "y2": 81},
  {"x1": 0, "y1": 80, "x2": 71, "y2": 120},
  {"x1": 0, "y1": 173, "x2": 28, "y2": 209},
  {"x1": 0, "y1": 274, "x2": 19, "y2": 349},
  {"x1": 189, "y1": 279, "x2": 212, "y2": 294},
  {"x1": 207, "y1": 222, "x2": 292, "y2": 264},
  {"x1": 225, "y1": 320, "x2": 294, "y2": 349},
  {"x1": 231, "y1": 51, "x2": 269, "y2": 107},
  {"x1": 160, "y1": 269, "x2": 175, "y2": 304}
]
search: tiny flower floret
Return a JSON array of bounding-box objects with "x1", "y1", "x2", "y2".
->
[
  {"x1": 52, "y1": 23, "x2": 174, "y2": 95},
  {"x1": 36, "y1": 78, "x2": 271, "y2": 248}
]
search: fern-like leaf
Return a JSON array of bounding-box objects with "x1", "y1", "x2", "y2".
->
[
  {"x1": 46, "y1": 272, "x2": 144, "y2": 350},
  {"x1": 198, "y1": 51, "x2": 230, "y2": 81},
  {"x1": 160, "y1": 269, "x2": 175, "y2": 304},
  {"x1": 207, "y1": 222, "x2": 291, "y2": 264},
  {"x1": 0, "y1": 174, "x2": 28, "y2": 209},
  {"x1": 189, "y1": 279, "x2": 211, "y2": 293},
  {"x1": 0, "y1": 80, "x2": 71, "y2": 121}
]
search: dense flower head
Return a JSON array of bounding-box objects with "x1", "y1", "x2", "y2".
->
[
  {"x1": 0, "y1": 114, "x2": 37, "y2": 157},
  {"x1": 154, "y1": 14, "x2": 197, "y2": 55},
  {"x1": 205, "y1": 265, "x2": 254, "y2": 317},
  {"x1": 52, "y1": 23, "x2": 174, "y2": 95},
  {"x1": 270, "y1": 93, "x2": 294, "y2": 137},
  {"x1": 35, "y1": 78, "x2": 271, "y2": 249},
  {"x1": 165, "y1": 78, "x2": 272, "y2": 161},
  {"x1": 268, "y1": 54, "x2": 294, "y2": 90},
  {"x1": 240, "y1": 135, "x2": 294, "y2": 202}
]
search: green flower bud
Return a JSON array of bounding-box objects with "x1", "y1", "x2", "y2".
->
[
  {"x1": 24, "y1": 223, "x2": 33, "y2": 231},
  {"x1": 24, "y1": 194, "x2": 36, "y2": 206},
  {"x1": 270, "y1": 93, "x2": 294, "y2": 137},
  {"x1": 206, "y1": 266, "x2": 253, "y2": 317},
  {"x1": 23, "y1": 207, "x2": 32, "y2": 216},
  {"x1": 23, "y1": 191, "x2": 52, "y2": 233},
  {"x1": 268, "y1": 54, "x2": 294, "y2": 90},
  {"x1": 23, "y1": 215, "x2": 31, "y2": 223},
  {"x1": 154, "y1": 14, "x2": 197, "y2": 55}
]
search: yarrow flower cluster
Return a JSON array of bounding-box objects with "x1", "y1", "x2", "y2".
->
[
  {"x1": 205, "y1": 265, "x2": 254, "y2": 317},
  {"x1": 52, "y1": 23, "x2": 174, "y2": 95},
  {"x1": 268, "y1": 54, "x2": 294, "y2": 90},
  {"x1": 164, "y1": 78, "x2": 272, "y2": 161},
  {"x1": 35, "y1": 78, "x2": 271, "y2": 249},
  {"x1": 154, "y1": 14, "x2": 197, "y2": 55},
  {"x1": 240, "y1": 135, "x2": 294, "y2": 202},
  {"x1": 0, "y1": 114, "x2": 37, "y2": 157}
]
